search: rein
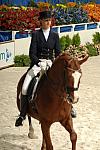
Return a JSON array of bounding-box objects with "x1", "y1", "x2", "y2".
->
[
  {"x1": 45, "y1": 71, "x2": 66, "y2": 99},
  {"x1": 45, "y1": 65, "x2": 80, "y2": 92}
]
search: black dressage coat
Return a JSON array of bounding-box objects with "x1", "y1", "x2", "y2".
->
[{"x1": 29, "y1": 28, "x2": 61, "y2": 67}]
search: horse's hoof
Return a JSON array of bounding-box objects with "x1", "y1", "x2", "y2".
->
[{"x1": 28, "y1": 133, "x2": 38, "y2": 139}]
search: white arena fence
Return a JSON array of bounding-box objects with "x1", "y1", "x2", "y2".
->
[{"x1": 0, "y1": 22, "x2": 100, "y2": 69}]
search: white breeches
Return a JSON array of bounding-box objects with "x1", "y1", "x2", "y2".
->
[{"x1": 22, "y1": 59, "x2": 52, "y2": 95}]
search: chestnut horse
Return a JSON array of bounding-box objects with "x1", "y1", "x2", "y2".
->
[{"x1": 16, "y1": 52, "x2": 89, "y2": 150}]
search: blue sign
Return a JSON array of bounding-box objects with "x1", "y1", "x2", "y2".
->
[{"x1": 0, "y1": 31, "x2": 12, "y2": 42}]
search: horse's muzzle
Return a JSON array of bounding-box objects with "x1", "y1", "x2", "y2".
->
[{"x1": 73, "y1": 97, "x2": 79, "y2": 104}]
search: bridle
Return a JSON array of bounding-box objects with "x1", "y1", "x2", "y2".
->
[{"x1": 67, "y1": 67, "x2": 81, "y2": 72}]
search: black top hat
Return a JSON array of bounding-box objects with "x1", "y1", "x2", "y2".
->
[{"x1": 39, "y1": 10, "x2": 52, "y2": 20}]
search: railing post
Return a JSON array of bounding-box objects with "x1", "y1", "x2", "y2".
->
[{"x1": 12, "y1": 31, "x2": 16, "y2": 40}]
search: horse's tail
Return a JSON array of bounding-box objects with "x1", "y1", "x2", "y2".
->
[{"x1": 17, "y1": 73, "x2": 27, "y2": 111}]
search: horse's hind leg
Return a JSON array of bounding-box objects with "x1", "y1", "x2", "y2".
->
[
  {"x1": 28, "y1": 115, "x2": 37, "y2": 139},
  {"x1": 41, "y1": 121, "x2": 53, "y2": 150},
  {"x1": 60, "y1": 115, "x2": 77, "y2": 150}
]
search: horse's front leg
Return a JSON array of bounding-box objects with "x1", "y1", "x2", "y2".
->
[
  {"x1": 41, "y1": 135, "x2": 46, "y2": 150},
  {"x1": 41, "y1": 121, "x2": 53, "y2": 150},
  {"x1": 60, "y1": 115, "x2": 77, "y2": 150},
  {"x1": 28, "y1": 115, "x2": 37, "y2": 139}
]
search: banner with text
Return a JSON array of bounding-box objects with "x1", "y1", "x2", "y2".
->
[{"x1": 0, "y1": 41, "x2": 15, "y2": 69}]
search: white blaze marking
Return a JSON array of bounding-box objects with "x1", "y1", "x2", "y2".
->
[
  {"x1": 72, "y1": 71, "x2": 81, "y2": 89},
  {"x1": 72, "y1": 71, "x2": 81, "y2": 102}
]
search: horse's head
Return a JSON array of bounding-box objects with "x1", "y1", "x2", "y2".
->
[
  {"x1": 62, "y1": 52, "x2": 89, "y2": 103},
  {"x1": 52, "y1": 52, "x2": 89, "y2": 104}
]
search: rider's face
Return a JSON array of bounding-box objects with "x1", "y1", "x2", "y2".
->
[{"x1": 40, "y1": 18, "x2": 52, "y2": 30}]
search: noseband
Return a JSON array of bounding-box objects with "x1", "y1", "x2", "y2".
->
[{"x1": 67, "y1": 67, "x2": 81, "y2": 72}]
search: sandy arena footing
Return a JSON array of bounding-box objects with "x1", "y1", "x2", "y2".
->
[{"x1": 0, "y1": 55, "x2": 100, "y2": 150}]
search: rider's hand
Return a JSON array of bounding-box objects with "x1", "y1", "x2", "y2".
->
[
  {"x1": 38, "y1": 61, "x2": 46, "y2": 69},
  {"x1": 36, "y1": 61, "x2": 41, "y2": 67}
]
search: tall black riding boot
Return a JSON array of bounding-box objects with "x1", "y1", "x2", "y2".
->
[{"x1": 15, "y1": 94, "x2": 28, "y2": 127}]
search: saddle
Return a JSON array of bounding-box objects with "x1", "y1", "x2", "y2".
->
[{"x1": 26, "y1": 68, "x2": 49, "y2": 111}]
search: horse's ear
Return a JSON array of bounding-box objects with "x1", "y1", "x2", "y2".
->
[{"x1": 78, "y1": 54, "x2": 89, "y2": 65}]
